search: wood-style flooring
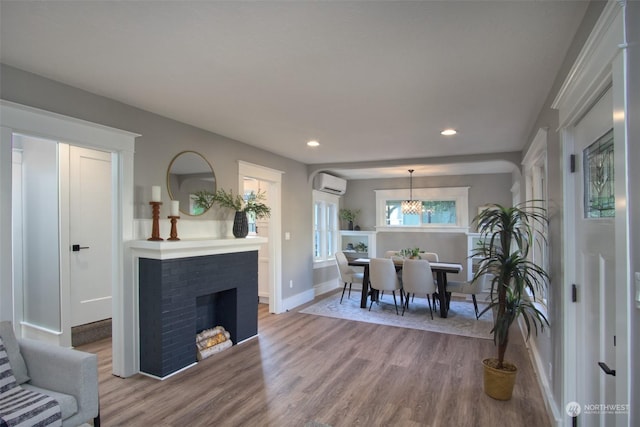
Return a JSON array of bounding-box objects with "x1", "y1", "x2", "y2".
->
[{"x1": 77, "y1": 293, "x2": 551, "y2": 427}]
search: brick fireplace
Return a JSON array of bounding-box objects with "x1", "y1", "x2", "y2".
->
[{"x1": 137, "y1": 247, "x2": 260, "y2": 379}]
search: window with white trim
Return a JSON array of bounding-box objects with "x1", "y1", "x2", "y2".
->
[
  {"x1": 375, "y1": 187, "x2": 470, "y2": 232},
  {"x1": 313, "y1": 190, "x2": 339, "y2": 262},
  {"x1": 523, "y1": 129, "x2": 549, "y2": 306}
]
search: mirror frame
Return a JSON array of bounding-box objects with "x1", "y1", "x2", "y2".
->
[{"x1": 166, "y1": 151, "x2": 216, "y2": 216}]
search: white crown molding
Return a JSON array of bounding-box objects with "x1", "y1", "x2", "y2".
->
[{"x1": 551, "y1": 1, "x2": 624, "y2": 128}]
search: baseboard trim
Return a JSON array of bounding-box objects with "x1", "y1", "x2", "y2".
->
[
  {"x1": 314, "y1": 279, "x2": 340, "y2": 297},
  {"x1": 282, "y1": 288, "x2": 315, "y2": 312},
  {"x1": 518, "y1": 318, "x2": 562, "y2": 426}
]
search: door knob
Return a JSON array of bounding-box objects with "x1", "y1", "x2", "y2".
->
[
  {"x1": 72, "y1": 244, "x2": 90, "y2": 252},
  {"x1": 598, "y1": 362, "x2": 616, "y2": 376}
]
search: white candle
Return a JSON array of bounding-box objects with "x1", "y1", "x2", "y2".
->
[
  {"x1": 151, "y1": 185, "x2": 161, "y2": 202},
  {"x1": 171, "y1": 200, "x2": 180, "y2": 216}
]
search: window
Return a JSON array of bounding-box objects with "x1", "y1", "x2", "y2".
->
[
  {"x1": 583, "y1": 129, "x2": 614, "y2": 218},
  {"x1": 523, "y1": 128, "x2": 549, "y2": 306},
  {"x1": 375, "y1": 187, "x2": 469, "y2": 231},
  {"x1": 313, "y1": 190, "x2": 339, "y2": 262},
  {"x1": 386, "y1": 200, "x2": 457, "y2": 226}
]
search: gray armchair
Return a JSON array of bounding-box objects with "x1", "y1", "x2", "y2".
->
[{"x1": 0, "y1": 321, "x2": 100, "y2": 427}]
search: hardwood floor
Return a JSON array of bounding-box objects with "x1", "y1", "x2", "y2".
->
[{"x1": 78, "y1": 294, "x2": 551, "y2": 427}]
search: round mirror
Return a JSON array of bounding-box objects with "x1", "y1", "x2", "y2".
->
[{"x1": 167, "y1": 151, "x2": 216, "y2": 216}]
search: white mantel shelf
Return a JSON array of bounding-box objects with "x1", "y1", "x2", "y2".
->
[{"x1": 128, "y1": 236, "x2": 267, "y2": 260}]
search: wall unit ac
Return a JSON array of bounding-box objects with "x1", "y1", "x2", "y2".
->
[{"x1": 313, "y1": 173, "x2": 347, "y2": 195}]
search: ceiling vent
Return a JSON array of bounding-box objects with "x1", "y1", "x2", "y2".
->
[{"x1": 313, "y1": 173, "x2": 347, "y2": 195}]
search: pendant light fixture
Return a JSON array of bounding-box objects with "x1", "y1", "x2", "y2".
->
[{"x1": 401, "y1": 169, "x2": 421, "y2": 215}]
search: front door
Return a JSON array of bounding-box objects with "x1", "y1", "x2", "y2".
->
[
  {"x1": 572, "y1": 87, "x2": 616, "y2": 426},
  {"x1": 69, "y1": 146, "x2": 113, "y2": 326}
]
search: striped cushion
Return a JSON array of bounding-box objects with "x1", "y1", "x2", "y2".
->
[
  {"x1": 0, "y1": 339, "x2": 17, "y2": 394},
  {"x1": 0, "y1": 387, "x2": 62, "y2": 427},
  {"x1": 0, "y1": 323, "x2": 29, "y2": 385}
]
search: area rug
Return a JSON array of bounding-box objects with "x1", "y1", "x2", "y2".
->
[{"x1": 299, "y1": 291, "x2": 493, "y2": 340}]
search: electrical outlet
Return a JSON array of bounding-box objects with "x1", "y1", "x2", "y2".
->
[{"x1": 289, "y1": 280, "x2": 293, "y2": 288}]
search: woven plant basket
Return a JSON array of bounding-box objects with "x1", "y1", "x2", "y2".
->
[{"x1": 482, "y1": 358, "x2": 518, "y2": 400}]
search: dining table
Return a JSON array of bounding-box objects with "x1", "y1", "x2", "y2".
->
[{"x1": 348, "y1": 257, "x2": 463, "y2": 318}]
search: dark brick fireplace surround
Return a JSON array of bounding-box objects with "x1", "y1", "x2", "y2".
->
[{"x1": 138, "y1": 251, "x2": 258, "y2": 378}]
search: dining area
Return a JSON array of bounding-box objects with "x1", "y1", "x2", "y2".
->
[{"x1": 336, "y1": 250, "x2": 479, "y2": 320}]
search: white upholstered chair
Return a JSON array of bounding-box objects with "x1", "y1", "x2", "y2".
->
[
  {"x1": 335, "y1": 251, "x2": 364, "y2": 304},
  {"x1": 418, "y1": 252, "x2": 439, "y2": 262},
  {"x1": 446, "y1": 271, "x2": 490, "y2": 319},
  {"x1": 401, "y1": 259, "x2": 437, "y2": 318},
  {"x1": 369, "y1": 258, "x2": 403, "y2": 314}
]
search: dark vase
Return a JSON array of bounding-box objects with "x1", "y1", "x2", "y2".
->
[
  {"x1": 348, "y1": 220, "x2": 354, "y2": 230},
  {"x1": 233, "y1": 211, "x2": 249, "y2": 238}
]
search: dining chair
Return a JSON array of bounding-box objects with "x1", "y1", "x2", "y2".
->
[
  {"x1": 418, "y1": 252, "x2": 439, "y2": 262},
  {"x1": 401, "y1": 259, "x2": 437, "y2": 318},
  {"x1": 404, "y1": 252, "x2": 438, "y2": 304},
  {"x1": 335, "y1": 252, "x2": 364, "y2": 303},
  {"x1": 446, "y1": 271, "x2": 490, "y2": 319},
  {"x1": 368, "y1": 258, "x2": 402, "y2": 314},
  {"x1": 384, "y1": 250, "x2": 403, "y2": 261}
]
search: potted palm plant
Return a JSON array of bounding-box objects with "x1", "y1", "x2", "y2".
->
[{"x1": 472, "y1": 202, "x2": 549, "y2": 400}]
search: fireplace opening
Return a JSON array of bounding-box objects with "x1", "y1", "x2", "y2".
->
[{"x1": 195, "y1": 289, "x2": 237, "y2": 360}]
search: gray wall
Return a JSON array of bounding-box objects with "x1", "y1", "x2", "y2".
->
[{"x1": 0, "y1": 64, "x2": 313, "y2": 301}]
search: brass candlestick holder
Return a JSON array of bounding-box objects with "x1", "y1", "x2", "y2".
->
[
  {"x1": 168, "y1": 216, "x2": 180, "y2": 241},
  {"x1": 148, "y1": 201, "x2": 164, "y2": 241}
]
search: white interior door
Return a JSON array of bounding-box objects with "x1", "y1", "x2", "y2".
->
[
  {"x1": 69, "y1": 146, "x2": 113, "y2": 326},
  {"x1": 573, "y1": 88, "x2": 616, "y2": 426}
]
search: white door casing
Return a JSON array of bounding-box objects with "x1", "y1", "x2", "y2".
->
[
  {"x1": 69, "y1": 146, "x2": 113, "y2": 326},
  {"x1": 0, "y1": 100, "x2": 138, "y2": 377},
  {"x1": 238, "y1": 161, "x2": 283, "y2": 314}
]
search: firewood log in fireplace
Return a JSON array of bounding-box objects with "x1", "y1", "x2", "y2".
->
[{"x1": 196, "y1": 326, "x2": 233, "y2": 360}]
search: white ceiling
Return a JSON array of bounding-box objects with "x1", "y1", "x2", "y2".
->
[{"x1": 0, "y1": 1, "x2": 588, "y2": 178}]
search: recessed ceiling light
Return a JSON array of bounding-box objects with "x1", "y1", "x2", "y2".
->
[
  {"x1": 307, "y1": 140, "x2": 320, "y2": 147},
  {"x1": 441, "y1": 129, "x2": 457, "y2": 136}
]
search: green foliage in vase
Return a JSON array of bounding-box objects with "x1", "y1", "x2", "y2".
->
[
  {"x1": 192, "y1": 188, "x2": 271, "y2": 219},
  {"x1": 355, "y1": 242, "x2": 368, "y2": 252},
  {"x1": 191, "y1": 190, "x2": 216, "y2": 211},
  {"x1": 339, "y1": 208, "x2": 360, "y2": 222},
  {"x1": 399, "y1": 247, "x2": 421, "y2": 258}
]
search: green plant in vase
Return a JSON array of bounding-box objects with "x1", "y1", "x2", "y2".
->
[
  {"x1": 191, "y1": 190, "x2": 216, "y2": 212},
  {"x1": 194, "y1": 188, "x2": 270, "y2": 237},
  {"x1": 339, "y1": 208, "x2": 360, "y2": 230},
  {"x1": 399, "y1": 247, "x2": 421, "y2": 259},
  {"x1": 355, "y1": 242, "x2": 368, "y2": 253}
]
